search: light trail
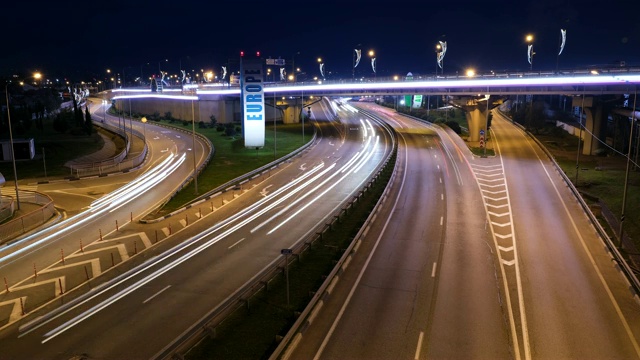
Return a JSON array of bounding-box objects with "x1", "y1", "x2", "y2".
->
[{"x1": 0, "y1": 153, "x2": 184, "y2": 266}]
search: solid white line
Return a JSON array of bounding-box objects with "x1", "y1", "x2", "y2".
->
[
  {"x1": 414, "y1": 331, "x2": 424, "y2": 359},
  {"x1": 228, "y1": 238, "x2": 245, "y2": 249},
  {"x1": 142, "y1": 285, "x2": 171, "y2": 304},
  {"x1": 431, "y1": 263, "x2": 437, "y2": 278},
  {"x1": 496, "y1": 124, "x2": 532, "y2": 360}
]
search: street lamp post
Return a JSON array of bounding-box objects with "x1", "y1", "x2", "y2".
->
[
  {"x1": 618, "y1": 88, "x2": 637, "y2": 248},
  {"x1": 436, "y1": 43, "x2": 442, "y2": 75},
  {"x1": 141, "y1": 116, "x2": 147, "y2": 140},
  {"x1": 4, "y1": 82, "x2": 21, "y2": 210},
  {"x1": 191, "y1": 100, "x2": 198, "y2": 195},
  {"x1": 291, "y1": 51, "x2": 300, "y2": 82},
  {"x1": 352, "y1": 44, "x2": 361, "y2": 82},
  {"x1": 526, "y1": 34, "x2": 535, "y2": 71},
  {"x1": 368, "y1": 50, "x2": 376, "y2": 81},
  {"x1": 3, "y1": 72, "x2": 42, "y2": 210},
  {"x1": 317, "y1": 57, "x2": 324, "y2": 80}
]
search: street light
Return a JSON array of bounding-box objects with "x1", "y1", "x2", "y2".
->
[
  {"x1": 466, "y1": 68, "x2": 476, "y2": 77},
  {"x1": 4, "y1": 72, "x2": 42, "y2": 210},
  {"x1": 191, "y1": 100, "x2": 198, "y2": 195},
  {"x1": 436, "y1": 43, "x2": 442, "y2": 75},
  {"x1": 158, "y1": 59, "x2": 168, "y2": 75},
  {"x1": 368, "y1": 50, "x2": 376, "y2": 80},
  {"x1": 317, "y1": 57, "x2": 325, "y2": 80},
  {"x1": 526, "y1": 34, "x2": 535, "y2": 71},
  {"x1": 141, "y1": 116, "x2": 147, "y2": 140}
]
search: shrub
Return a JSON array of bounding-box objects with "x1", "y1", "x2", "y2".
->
[{"x1": 445, "y1": 121, "x2": 462, "y2": 134}]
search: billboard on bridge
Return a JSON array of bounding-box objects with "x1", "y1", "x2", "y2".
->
[{"x1": 241, "y1": 59, "x2": 265, "y2": 148}]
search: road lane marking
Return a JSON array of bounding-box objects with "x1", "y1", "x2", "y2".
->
[
  {"x1": 414, "y1": 331, "x2": 424, "y2": 359},
  {"x1": 440, "y1": 216, "x2": 443, "y2": 226},
  {"x1": 431, "y1": 263, "x2": 437, "y2": 278},
  {"x1": 228, "y1": 238, "x2": 245, "y2": 249},
  {"x1": 143, "y1": 285, "x2": 171, "y2": 304}
]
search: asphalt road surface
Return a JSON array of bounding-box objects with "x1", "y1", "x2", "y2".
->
[
  {"x1": 289, "y1": 103, "x2": 640, "y2": 359},
  {"x1": 0, "y1": 98, "x2": 394, "y2": 359}
]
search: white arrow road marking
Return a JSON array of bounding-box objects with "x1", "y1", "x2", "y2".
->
[
  {"x1": 260, "y1": 185, "x2": 273, "y2": 197},
  {"x1": 299, "y1": 163, "x2": 307, "y2": 171}
]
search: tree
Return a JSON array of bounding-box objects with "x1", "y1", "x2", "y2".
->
[
  {"x1": 224, "y1": 123, "x2": 236, "y2": 137},
  {"x1": 53, "y1": 109, "x2": 71, "y2": 133},
  {"x1": 84, "y1": 106, "x2": 93, "y2": 134},
  {"x1": 209, "y1": 114, "x2": 217, "y2": 128}
]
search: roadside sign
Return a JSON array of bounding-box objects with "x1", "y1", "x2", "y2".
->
[{"x1": 266, "y1": 58, "x2": 286, "y2": 66}]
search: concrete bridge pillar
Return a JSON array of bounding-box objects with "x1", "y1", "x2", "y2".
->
[
  {"x1": 280, "y1": 97, "x2": 305, "y2": 124},
  {"x1": 450, "y1": 97, "x2": 492, "y2": 142},
  {"x1": 572, "y1": 96, "x2": 608, "y2": 155}
]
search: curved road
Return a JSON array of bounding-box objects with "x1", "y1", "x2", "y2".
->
[
  {"x1": 0, "y1": 98, "x2": 394, "y2": 359},
  {"x1": 290, "y1": 103, "x2": 640, "y2": 359}
]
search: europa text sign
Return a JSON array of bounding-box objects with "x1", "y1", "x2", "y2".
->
[{"x1": 241, "y1": 59, "x2": 265, "y2": 148}]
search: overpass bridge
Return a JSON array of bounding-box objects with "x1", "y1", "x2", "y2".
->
[{"x1": 110, "y1": 68, "x2": 640, "y2": 155}]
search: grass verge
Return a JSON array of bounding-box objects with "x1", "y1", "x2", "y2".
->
[
  {"x1": 0, "y1": 123, "x2": 119, "y2": 181},
  {"x1": 535, "y1": 130, "x2": 639, "y2": 249},
  {"x1": 150, "y1": 122, "x2": 313, "y2": 215}
]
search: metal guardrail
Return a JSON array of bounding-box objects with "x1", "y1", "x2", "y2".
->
[
  {"x1": 0, "y1": 191, "x2": 56, "y2": 245},
  {"x1": 67, "y1": 121, "x2": 132, "y2": 177},
  {"x1": 154, "y1": 111, "x2": 398, "y2": 360},
  {"x1": 494, "y1": 109, "x2": 640, "y2": 294}
]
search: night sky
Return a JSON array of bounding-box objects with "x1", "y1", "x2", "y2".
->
[{"x1": 2, "y1": 0, "x2": 638, "y2": 82}]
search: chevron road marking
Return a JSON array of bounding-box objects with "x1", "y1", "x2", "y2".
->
[
  {"x1": 486, "y1": 203, "x2": 509, "y2": 209},
  {"x1": 488, "y1": 211, "x2": 509, "y2": 217},
  {"x1": 495, "y1": 233, "x2": 513, "y2": 239}
]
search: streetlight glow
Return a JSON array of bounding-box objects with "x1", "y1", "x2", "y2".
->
[{"x1": 466, "y1": 69, "x2": 476, "y2": 77}]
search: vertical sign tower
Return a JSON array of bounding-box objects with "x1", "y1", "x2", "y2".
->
[{"x1": 240, "y1": 53, "x2": 265, "y2": 148}]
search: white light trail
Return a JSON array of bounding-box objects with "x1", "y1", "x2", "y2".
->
[{"x1": 0, "y1": 153, "x2": 185, "y2": 265}]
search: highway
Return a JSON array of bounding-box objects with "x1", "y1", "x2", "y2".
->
[
  {"x1": 289, "y1": 104, "x2": 640, "y2": 359},
  {"x1": 0, "y1": 98, "x2": 395, "y2": 358},
  {"x1": 290, "y1": 103, "x2": 511, "y2": 359},
  {"x1": 0, "y1": 98, "x2": 210, "y2": 330},
  {"x1": 488, "y1": 111, "x2": 640, "y2": 359}
]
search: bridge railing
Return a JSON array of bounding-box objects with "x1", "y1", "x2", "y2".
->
[{"x1": 0, "y1": 191, "x2": 56, "y2": 245}]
